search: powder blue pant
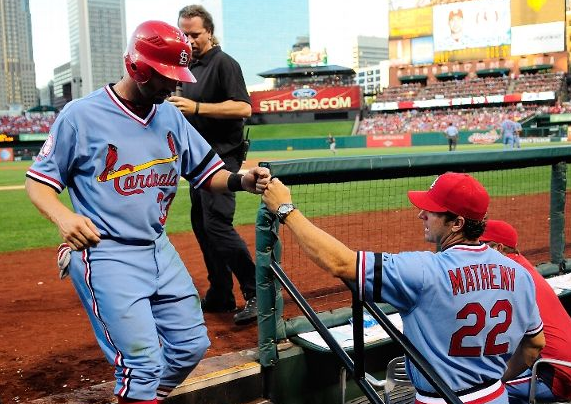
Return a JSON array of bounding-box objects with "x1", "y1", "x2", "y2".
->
[
  {"x1": 70, "y1": 232, "x2": 210, "y2": 400},
  {"x1": 506, "y1": 369, "x2": 559, "y2": 404}
]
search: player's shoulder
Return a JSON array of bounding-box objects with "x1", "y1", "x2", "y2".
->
[{"x1": 61, "y1": 87, "x2": 107, "y2": 113}]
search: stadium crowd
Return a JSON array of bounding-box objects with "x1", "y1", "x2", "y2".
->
[
  {"x1": 358, "y1": 103, "x2": 571, "y2": 135},
  {"x1": 376, "y1": 72, "x2": 565, "y2": 102},
  {"x1": 0, "y1": 114, "x2": 56, "y2": 135}
]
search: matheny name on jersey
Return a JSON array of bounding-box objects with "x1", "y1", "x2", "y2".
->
[{"x1": 447, "y1": 264, "x2": 516, "y2": 295}]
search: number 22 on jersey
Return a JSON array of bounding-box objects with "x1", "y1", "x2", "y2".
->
[{"x1": 449, "y1": 300, "x2": 512, "y2": 357}]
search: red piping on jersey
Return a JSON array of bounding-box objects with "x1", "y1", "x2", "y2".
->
[
  {"x1": 359, "y1": 251, "x2": 366, "y2": 301},
  {"x1": 505, "y1": 376, "x2": 532, "y2": 386},
  {"x1": 450, "y1": 244, "x2": 489, "y2": 252},
  {"x1": 27, "y1": 169, "x2": 63, "y2": 190},
  {"x1": 195, "y1": 160, "x2": 224, "y2": 188},
  {"x1": 105, "y1": 85, "x2": 157, "y2": 126}
]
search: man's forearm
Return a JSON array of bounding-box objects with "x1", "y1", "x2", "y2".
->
[
  {"x1": 25, "y1": 178, "x2": 71, "y2": 225},
  {"x1": 197, "y1": 100, "x2": 251, "y2": 119},
  {"x1": 282, "y1": 209, "x2": 357, "y2": 280}
]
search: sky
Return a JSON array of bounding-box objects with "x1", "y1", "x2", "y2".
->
[{"x1": 29, "y1": 0, "x2": 388, "y2": 88}]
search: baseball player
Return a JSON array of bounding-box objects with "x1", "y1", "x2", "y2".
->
[
  {"x1": 513, "y1": 120, "x2": 523, "y2": 149},
  {"x1": 500, "y1": 118, "x2": 517, "y2": 150},
  {"x1": 263, "y1": 172, "x2": 545, "y2": 403},
  {"x1": 481, "y1": 220, "x2": 571, "y2": 403},
  {"x1": 444, "y1": 122, "x2": 459, "y2": 151},
  {"x1": 26, "y1": 20, "x2": 270, "y2": 404}
]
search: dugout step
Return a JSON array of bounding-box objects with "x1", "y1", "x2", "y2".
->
[
  {"x1": 346, "y1": 385, "x2": 416, "y2": 404},
  {"x1": 167, "y1": 348, "x2": 263, "y2": 404},
  {"x1": 25, "y1": 348, "x2": 263, "y2": 404}
]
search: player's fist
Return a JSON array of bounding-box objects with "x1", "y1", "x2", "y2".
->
[{"x1": 243, "y1": 166, "x2": 271, "y2": 194}]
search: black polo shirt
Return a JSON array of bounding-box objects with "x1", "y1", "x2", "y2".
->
[{"x1": 181, "y1": 46, "x2": 251, "y2": 157}]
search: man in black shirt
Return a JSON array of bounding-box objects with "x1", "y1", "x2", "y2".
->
[{"x1": 168, "y1": 4, "x2": 256, "y2": 325}]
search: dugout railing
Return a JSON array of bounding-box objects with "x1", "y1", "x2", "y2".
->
[{"x1": 254, "y1": 146, "x2": 571, "y2": 403}]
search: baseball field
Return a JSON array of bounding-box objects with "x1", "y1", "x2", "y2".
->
[{"x1": 0, "y1": 142, "x2": 567, "y2": 403}]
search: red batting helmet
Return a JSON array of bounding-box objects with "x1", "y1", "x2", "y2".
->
[{"x1": 124, "y1": 20, "x2": 196, "y2": 84}]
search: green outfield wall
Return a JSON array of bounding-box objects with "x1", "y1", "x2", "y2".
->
[{"x1": 249, "y1": 131, "x2": 562, "y2": 151}]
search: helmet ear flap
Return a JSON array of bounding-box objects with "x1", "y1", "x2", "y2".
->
[{"x1": 124, "y1": 53, "x2": 152, "y2": 84}]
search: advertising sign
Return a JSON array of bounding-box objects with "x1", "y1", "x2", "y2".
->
[
  {"x1": 389, "y1": 39, "x2": 412, "y2": 66},
  {"x1": 390, "y1": 7, "x2": 433, "y2": 38},
  {"x1": 389, "y1": 0, "x2": 431, "y2": 10},
  {"x1": 250, "y1": 86, "x2": 361, "y2": 114},
  {"x1": 367, "y1": 134, "x2": 412, "y2": 147},
  {"x1": 0, "y1": 148, "x2": 14, "y2": 161},
  {"x1": 511, "y1": 21, "x2": 564, "y2": 56},
  {"x1": 19, "y1": 133, "x2": 49, "y2": 141},
  {"x1": 411, "y1": 37, "x2": 434, "y2": 65},
  {"x1": 511, "y1": 0, "x2": 564, "y2": 26},
  {"x1": 434, "y1": 44, "x2": 510, "y2": 63},
  {"x1": 433, "y1": 0, "x2": 511, "y2": 52}
]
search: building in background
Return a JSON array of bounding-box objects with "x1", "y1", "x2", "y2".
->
[
  {"x1": 355, "y1": 60, "x2": 390, "y2": 98},
  {"x1": 0, "y1": 0, "x2": 37, "y2": 110},
  {"x1": 53, "y1": 62, "x2": 73, "y2": 110},
  {"x1": 38, "y1": 82, "x2": 54, "y2": 107},
  {"x1": 352, "y1": 36, "x2": 389, "y2": 69},
  {"x1": 67, "y1": 0, "x2": 126, "y2": 98},
  {"x1": 203, "y1": 0, "x2": 309, "y2": 86}
]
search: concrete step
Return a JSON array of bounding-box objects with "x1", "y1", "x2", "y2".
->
[{"x1": 26, "y1": 348, "x2": 264, "y2": 404}]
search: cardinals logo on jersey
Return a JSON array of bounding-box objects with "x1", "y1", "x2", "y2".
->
[{"x1": 96, "y1": 133, "x2": 179, "y2": 196}]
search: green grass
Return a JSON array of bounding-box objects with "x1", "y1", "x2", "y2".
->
[
  {"x1": 245, "y1": 121, "x2": 354, "y2": 139},
  {"x1": 1, "y1": 142, "x2": 568, "y2": 253}
]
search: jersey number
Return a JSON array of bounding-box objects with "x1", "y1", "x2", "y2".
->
[{"x1": 449, "y1": 300, "x2": 512, "y2": 357}]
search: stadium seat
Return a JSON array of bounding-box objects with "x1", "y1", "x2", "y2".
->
[
  {"x1": 345, "y1": 355, "x2": 416, "y2": 404},
  {"x1": 529, "y1": 358, "x2": 571, "y2": 404}
]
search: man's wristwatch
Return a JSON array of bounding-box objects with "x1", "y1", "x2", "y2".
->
[{"x1": 276, "y1": 203, "x2": 296, "y2": 224}]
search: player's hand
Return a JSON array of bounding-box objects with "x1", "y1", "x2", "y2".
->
[
  {"x1": 55, "y1": 211, "x2": 101, "y2": 251},
  {"x1": 167, "y1": 95, "x2": 197, "y2": 116},
  {"x1": 262, "y1": 177, "x2": 292, "y2": 213},
  {"x1": 242, "y1": 167, "x2": 271, "y2": 194}
]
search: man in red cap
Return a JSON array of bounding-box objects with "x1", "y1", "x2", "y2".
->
[
  {"x1": 481, "y1": 220, "x2": 571, "y2": 404},
  {"x1": 263, "y1": 172, "x2": 545, "y2": 404}
]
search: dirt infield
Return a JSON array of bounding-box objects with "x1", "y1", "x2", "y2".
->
[
  {"x1": 0, "y1": 230, "x2": 260, "y2": 403},
  {"x1": 0, "y1": 193, "x2": 560, "y2": 403}
]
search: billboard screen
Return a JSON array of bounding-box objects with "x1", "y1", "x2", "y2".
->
[
  {"x1": 250, "y1": 86, "x2": 361, "y2": 114},
  {"x1": 411, "y1": 37, "x2": 434, "y2": 65},
  {"x1": 389, "y1": 0, "x2": 431, "y2": 10},
  {"x1": 511, "y1": 21, "x2": 565, "y2": 55},
  {"x1": 390, "y1": 7, "x2": 433, "y2": 38},
  {"x1": 434, "y1": 44, "x2": 511, "y2": 63},
  {"x1": 433, "y1": 0, "x2": 511, "y2": 52},
  {"x1": 389, "y1": 39, "x2": 412, "y2": 66},
  {"x1": 511, "y1": 0, "x2": 564, "y2": 26}
]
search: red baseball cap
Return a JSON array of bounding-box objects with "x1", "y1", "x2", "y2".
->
[
  {"x1": 407, "y1": 172, "x2": 489, "y2": 221},
  {"x1": 480, "y1": 219, "x2": 518, "y2": 248}
]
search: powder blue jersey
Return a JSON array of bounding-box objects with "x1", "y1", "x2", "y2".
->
[
  {"x1": 356, "y1": 244, "x2": 543, "y2": 393},
  {"x1": 501, "y1": 120, "x2": 516, "y2": 137},
  {"x1": 27, "y1": 85, "x2": 223, "y2": 241}
]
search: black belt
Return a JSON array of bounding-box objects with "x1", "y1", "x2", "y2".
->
[
  {"x1": 100, "y1": 235, "x2": 155, "y2": 246},
  {"x1": 417, "y1": 379, "x2": 498, "y2": 398}
]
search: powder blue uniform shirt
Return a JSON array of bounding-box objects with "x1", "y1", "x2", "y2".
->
[
  {"x1": 27, "y1": 85, "x2": 223, "y2": 241},
  {"x1": 26, "y1": 85, "x2": 220, "y2": 400},
  {"x1": 357, "y1": 244, "x2": 543, "y2": 395}
]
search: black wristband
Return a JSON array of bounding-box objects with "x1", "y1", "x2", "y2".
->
[
  {"x1": 227, "y1": 173, "x2": 244, "y2": 192},
  {"x1": 194, "y1": 102, "x2": 200, "y2": 115}
]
